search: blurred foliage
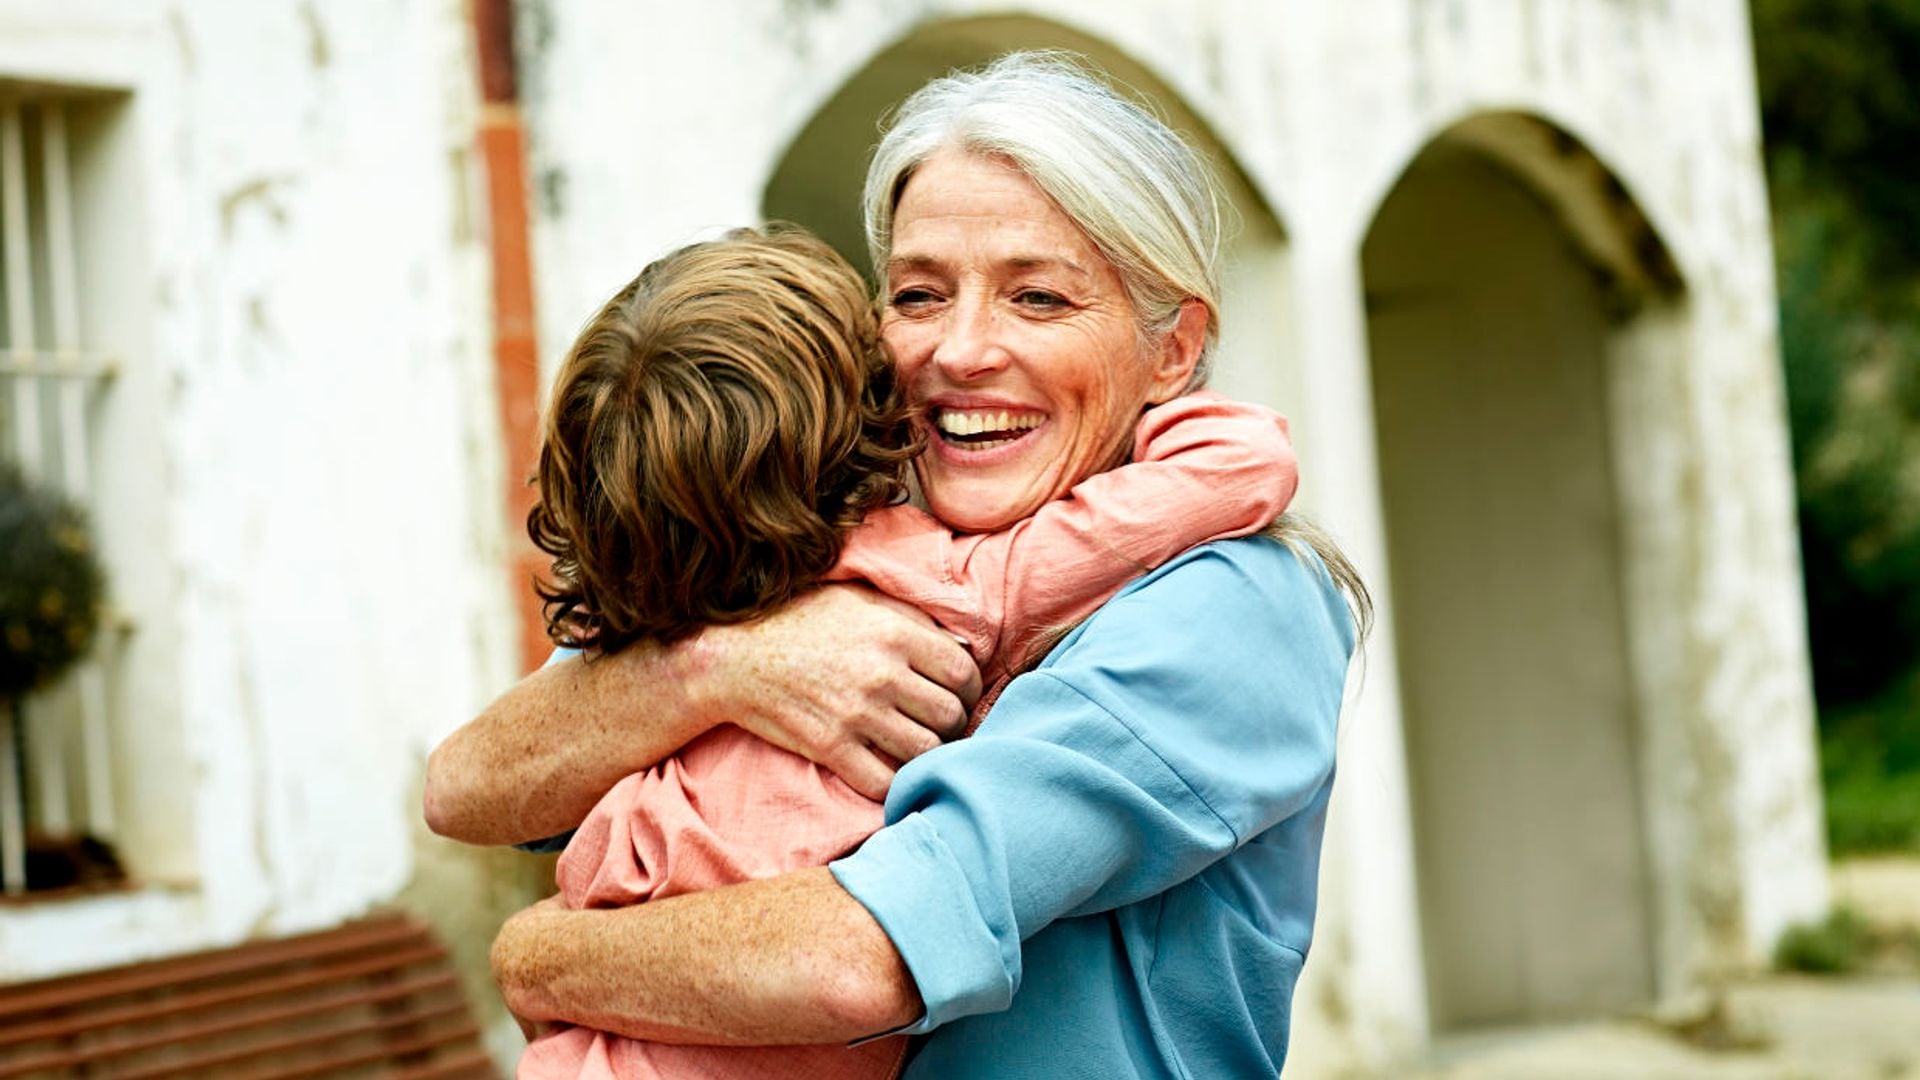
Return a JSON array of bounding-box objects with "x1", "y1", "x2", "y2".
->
[
  {"x1": 1754, "y1": 0, "x2": 1920, "y2": 851},
  {"x1": 0, "y1": 465, "x2": 105, "y2": 700},
  {"x1": 1774, "y1": 906, "x2": 1873, "y2": 974},
  {"x1": 1773, "y1": 901, "x2": 1920, "y2": 976},
  {"x1": 1821, "y1": 672, "x2": 1920, "y2": 851},
  {"x1": 1755, "y1": 0, "x2": 1920, "y2": 310}
]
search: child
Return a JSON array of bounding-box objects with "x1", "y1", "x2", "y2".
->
[{"x1": 516, "y1": 225, "x2": 1298, "y2": 1079}]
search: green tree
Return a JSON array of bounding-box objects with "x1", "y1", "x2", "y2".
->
[{"x1": 1753, "y1": 0, "x2": 1920, "y2": 849}]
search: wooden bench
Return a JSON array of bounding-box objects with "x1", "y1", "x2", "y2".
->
[{"x1": 0, "y1": 913, "x2": 497, "y2": 1079}]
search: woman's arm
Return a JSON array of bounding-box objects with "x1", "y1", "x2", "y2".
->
[
  {"x1": 424, "y1": 640, "x2": 708, "y2": 846},
  {"x1": 490, "y1": 539, "x2": 1353, "y2": 1040},
  {"x1": 493, "y1": 869, "x2": 919, "y2": 1044},
  {"x1": 424, "y1": 585, "x2": 982, "y2": 846}
]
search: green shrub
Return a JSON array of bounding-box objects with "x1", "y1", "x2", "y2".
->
[
  {"x1": 0, "y1": 465, "x2": 105, "y2": 699},
  {"x1": 1756, "y1": 2, "x2": 1920, "y2": 857},
  {"x1": 1824, "y1": 767, "x2": 1920, "y2": 853},
  {"x1": 1774, "y1": 907, "x2": 1874, "y2": 974},
  {"x1": 1821, "y1": 673, "x2": 1920, "y2": 854}
]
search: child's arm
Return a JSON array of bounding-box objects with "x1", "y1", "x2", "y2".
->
[{"x1": 835, "y1": 391, "x2": 1297, "y2": 675}]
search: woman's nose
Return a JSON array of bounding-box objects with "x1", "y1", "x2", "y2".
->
[{"x1": 929, "y1": 297, "x2": 1010, "y2": 381}]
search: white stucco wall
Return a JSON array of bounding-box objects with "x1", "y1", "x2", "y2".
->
[{"x1": 0, "y1": 0, "x2": 524, "y2": 999}]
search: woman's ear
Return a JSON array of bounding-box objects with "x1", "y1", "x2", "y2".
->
[{"x1": 1145, "y1": 299, "x2": 1209, "y2": 403}]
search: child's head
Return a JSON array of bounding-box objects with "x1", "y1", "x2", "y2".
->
[{"x1": 529, "y1": 224, "x2": 918, "y2": 653}]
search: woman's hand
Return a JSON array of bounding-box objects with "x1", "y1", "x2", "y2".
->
[
  {"x1": 490, "y1": 871, "x2": 922, "y2": 1046},
  {"x1": 494, "y1": 892, "x2": 568, "y2": 1041},
  {"x1": 425, "y1": 584, "x2": 980, "y2": 845},
  {"x1": 499, "y1": 896, "x2": 566, "y2": 1043},
  {"x1": 693, "y1": 584, "x2": 982, "y2": 800}
]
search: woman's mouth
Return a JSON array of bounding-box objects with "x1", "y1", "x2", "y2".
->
[{"x1": 931, "y1": 407, "x2": 1046, "y2": 452}]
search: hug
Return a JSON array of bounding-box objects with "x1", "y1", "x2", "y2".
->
[{"x1": 427, "y1": 52, "x2": 1367, "y2": 1079}]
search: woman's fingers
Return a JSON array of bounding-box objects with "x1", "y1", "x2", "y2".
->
[
  {"x1": 898, "y1": 623, "x2": 984, "y2": 726},
  {"x1": 695, "y1": 584, "x2": 983, "y2": 796},
  {"x1": 823, "y1": 742, "x2": 901, "y2": 803},
  {"x1": 892, "y1": 665, "x2": 974, "y2": 742},
  {"x1": 857, "y1": 700, "x2": 948, "y2": 766}
]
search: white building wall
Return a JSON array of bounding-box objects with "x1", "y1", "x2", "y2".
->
[{"x1": 0, "y1": 0, "x2": 524, "y2": 1004}]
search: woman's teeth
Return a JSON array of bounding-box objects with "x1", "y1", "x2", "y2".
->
[{"x1": 934, "y1": 409, "x2": 1044, "y2": 450}]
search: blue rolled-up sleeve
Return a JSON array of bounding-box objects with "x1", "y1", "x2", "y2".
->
[
  {"x1": 830, "y1": 538, "x2": 1353, "y2": 1033},
  {"x1": 829, "y1": 813, "x2": 1013, "y2": 1032}
]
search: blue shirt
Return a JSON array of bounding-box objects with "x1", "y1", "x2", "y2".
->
[{"x1": 830, "y1": 537, "x2": 1353, "y2": 1079}]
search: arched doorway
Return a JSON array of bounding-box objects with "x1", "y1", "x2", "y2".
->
[
  {"x1": 760, "y1": 15, "x2": 1297, "y2": 413},
  {"x1": 1362, "y1": 114, "x2": 1684, "y2": 1030}
]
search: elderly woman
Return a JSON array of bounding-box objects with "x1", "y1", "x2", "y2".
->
[{"x1": 426, "y1": 52, "x2": 1366, "y2": 1077}]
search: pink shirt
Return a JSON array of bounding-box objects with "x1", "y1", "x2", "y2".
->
[{"x1": 518, "y1": 392, "x2": 1297, "y2": 1080}]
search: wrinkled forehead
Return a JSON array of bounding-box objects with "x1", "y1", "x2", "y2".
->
[{"x1": 884, "y1": 148, "x2": 1116, "y2": 278}]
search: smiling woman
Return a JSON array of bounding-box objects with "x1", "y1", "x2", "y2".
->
[
  {"x1": 443, "y1": 51, "x2": 1369, "y2": 1080},
  {"x1": 882, "y1": 147, "x2": 1208, "y2": 532}
]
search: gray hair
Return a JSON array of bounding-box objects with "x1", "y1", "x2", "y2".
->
[
  {"x1": 862, "y1": 51, "x2": 1226, "y2": 384},
  {"x1": 865, "y1": 53, "x2": 1372, "y2": 639}
]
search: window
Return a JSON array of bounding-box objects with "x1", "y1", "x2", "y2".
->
[{"x1": 0, "y1": 91, "x2": 131, "y2": 898}]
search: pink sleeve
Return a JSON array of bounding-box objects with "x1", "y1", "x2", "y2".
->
[
  {"x1": 555, "y1": 727, "x2": 884, "y2": 908},
  {"x1": 551, "y1": 508, "x2": 1014, "y2": 908},
  {"x1": 540, "y1": 731, "x2": 906, "y2": 1078},
  {"x1": 949, "y1": 390, "x2": 1297, "y2": 682},
  {"x1": 550, "y1": 397, "x2": 1289, "y2": 912},
  {"x1": 827, "y1": 505, "x2": 997, "y2": 661},
  {"x1": 824, "y1": 391, "x2": 1295, "y2": 682}
]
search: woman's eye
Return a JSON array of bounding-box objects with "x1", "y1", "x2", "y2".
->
[
  {"x1": 889, "y1": 287, "x2": 940, "y2": 309},
  {"x1": 1014, "y1": 289, "x2": 1069, "y2": 310}
]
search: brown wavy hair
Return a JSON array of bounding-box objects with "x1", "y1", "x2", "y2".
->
[{"x1": 528, "y1": 225, "x2": 920, "y2": 653}]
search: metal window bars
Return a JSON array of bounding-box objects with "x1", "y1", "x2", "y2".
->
[{"x1": 0, "y1": 96, "x2": 122, "y2": 896}]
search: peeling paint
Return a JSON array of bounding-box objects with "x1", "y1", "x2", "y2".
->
[
  {"x1": 536, "y1": 165, "x2": 566, "y2": 220},
  {"x1": 217, "y1": 176, "x2": 291, "y2": 238},
  {"x1": 300, "y1": 2, "x2": 331, "y2": 69},
  {"x1": 167, "y1": 8, "x2": 196, "y2": 72},
  {"x1": 0, "y1": 0, "x2": 516, "y2": 999}
]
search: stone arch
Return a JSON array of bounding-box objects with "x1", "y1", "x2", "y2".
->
[
  {"x1": 760, "y1": 15, "x2": 1300, "y2": 412},
  {"x1": 1360, "y1": 111, "x2": 1688, "y2": 1031}
]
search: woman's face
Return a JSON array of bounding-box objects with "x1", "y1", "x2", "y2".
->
[{"x1": 881, "y1": 148, "x2": 1196, "y2": 533}]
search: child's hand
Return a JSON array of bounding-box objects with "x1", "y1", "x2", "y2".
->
[{"x1": 692, "y1": 585, "x2": 982, "y2": 800}]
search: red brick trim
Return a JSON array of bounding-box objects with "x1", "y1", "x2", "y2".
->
[{"x1": 471, "y1": 5, "x2": 547, "y2": 673}]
